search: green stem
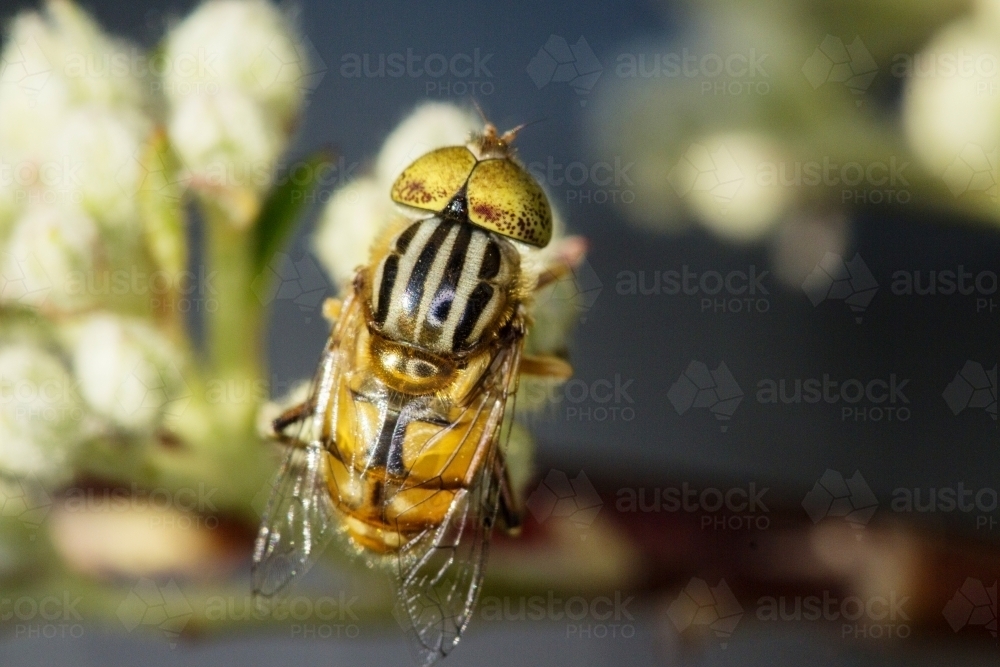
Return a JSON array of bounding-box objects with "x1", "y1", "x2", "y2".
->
[{"x1": 204, "y1": 206, "x2": 265, "y2": 439}]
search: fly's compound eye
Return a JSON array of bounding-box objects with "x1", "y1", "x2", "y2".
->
[
  {"x1": 466, "y1": 158, "x2": 552, "y2": 247},
  {"x1": 390, "y1": 146, "x2": 477, "y2": 212}
]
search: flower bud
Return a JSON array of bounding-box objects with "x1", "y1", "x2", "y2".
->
[
  {"x1": 67, "y1": 314, "x2": 190, "y2": 432},
  {"x1": 0, "y1": 342, "x2": 88, "y2": 482}
]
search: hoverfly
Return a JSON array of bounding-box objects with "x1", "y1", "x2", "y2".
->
[{"x1": 252, "y1": 119, "x2": 580, "y2": 665}]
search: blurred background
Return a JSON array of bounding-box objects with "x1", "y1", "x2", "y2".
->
[{"x1": 0, "y1": 0, "x2": 998, "y2": 665}]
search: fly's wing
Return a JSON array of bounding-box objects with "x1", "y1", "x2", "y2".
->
[
  {"x1": 392, "y1": 337, "x2": 523, "y2": 666},
  {"x1": 251, "y1": 293, "x2": 363, "y2": 601}
]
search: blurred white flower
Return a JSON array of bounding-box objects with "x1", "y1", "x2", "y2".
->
[
  {"x1": 167, "y1": 89, "x2": 282, "y2": 215},
  {"x1": 51, "y1": 106, "x2": 150, "y2": 229},
  {"x1": 67, "y1": 314, "x2": 190, "y2": 432},
  {"x1": 0, "y1": 342, "x2": 88, "y2": 482},
  {"x1": 902, "y1": 18, "x2": 1000, "y2": 176},
  {"x1": 0, "y1": 0, "x2": 146, "y2": 165},
  {"x1": 669, "y1": 132, "x2": 792, "y2": 243},
  {"x1": 0, "y1": 203, "x2": 99, "y2": 311},
  {"x1": 162, "y1": 0, "x2": 314, "y2": 127}
]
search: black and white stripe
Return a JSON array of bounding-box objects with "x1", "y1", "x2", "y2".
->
[{"x1": 370, "y1": 217, "x2": 516, "y2": 354}]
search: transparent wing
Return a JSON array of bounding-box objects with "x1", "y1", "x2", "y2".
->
[
  {"x1": 392, "y1": 337, "x2": 523, "y2": 666},
  {"x1": 251, "y1": 441, "x2": 336, "y2": 599},
  {"x1": 252, "y1": 292, "x2": 363, "y2": 600}
]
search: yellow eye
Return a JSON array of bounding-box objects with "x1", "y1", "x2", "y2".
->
[
  {"x1": 466, "y1": 158, "x2": 552, "y2": 247},
  {"x1": 390, "y1": 146, "x2": 477, "y2": 212}
]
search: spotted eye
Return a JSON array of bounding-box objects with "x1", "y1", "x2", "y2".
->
[
  {"x1": 390, "y1": 146, "x2": 477, "y2": 212},
  {"x1": 466, "y1": 158, "x2": 552, "y2": 247}
]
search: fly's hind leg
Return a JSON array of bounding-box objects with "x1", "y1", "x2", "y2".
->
[{"x1": 494, "y1": 453, "x2": 523, "y2": 536}]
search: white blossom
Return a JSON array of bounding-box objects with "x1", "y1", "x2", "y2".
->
[
  {"x1": 66, "y1": 314, "x2": 190, "y2": 432},
  {"x1": 162, "y1": 0, "x2": 313, "y2": 126},
  {"x1": 0, "y1": 203, "x2": 99, "y2": 311},
  {"x1": 0, "y1": 342, "x2": 88, "y2": 482}
]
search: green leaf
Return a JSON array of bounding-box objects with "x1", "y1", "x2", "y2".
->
[{"x1": 251, "y1": 148, "x2": 335, "y2": 277}]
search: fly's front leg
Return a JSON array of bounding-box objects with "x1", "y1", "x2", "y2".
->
[{"x1": 271, "y1": 400, "x2": 315, "y2": 449}]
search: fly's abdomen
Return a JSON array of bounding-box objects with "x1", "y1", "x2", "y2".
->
[{"x1": 369, "y1": 217, "x2": 519, "y2": 356}]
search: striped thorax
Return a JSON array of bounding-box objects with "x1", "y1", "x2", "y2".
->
[{"x1": 366, "y1": 214, "x2": 520, "y2": 393}]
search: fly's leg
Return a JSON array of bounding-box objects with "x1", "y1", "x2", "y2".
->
[
  {"x1": 519, "y1": 355, "x2": 573, "y2": 380},
  {"x1": 494, "y1": 452, "x2": 523, "y2": 536},
  {"x1": 271, "y1": 400, "x2": 315, "y2": 449},
  {"x1": 322, "y1": 297, "x2": 342, "y2": 325}
]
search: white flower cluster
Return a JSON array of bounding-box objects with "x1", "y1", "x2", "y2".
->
[
  {"x1": 0, "y1": 0, "x2": 311, "y2": 485},
  {"x1": 162, "y1": 0, "x2": 319, "y2": 225}
]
